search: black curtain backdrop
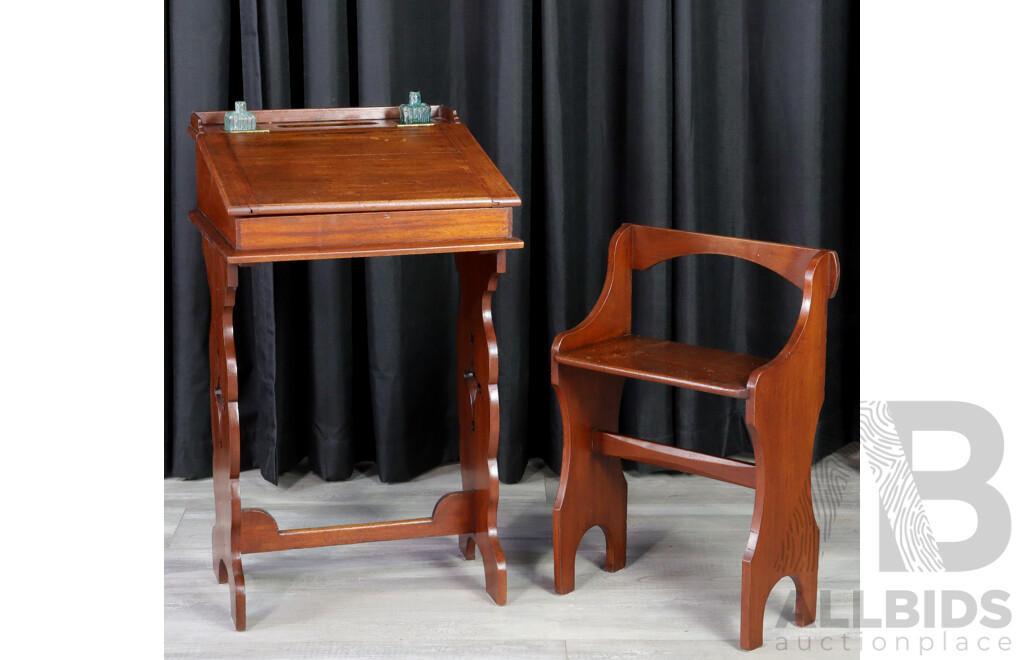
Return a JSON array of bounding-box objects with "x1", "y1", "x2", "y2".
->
[{"x1": 167, "y1": 0, "x2": 857, "y2": 485}]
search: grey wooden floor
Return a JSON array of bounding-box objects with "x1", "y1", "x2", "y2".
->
[{"x1": 165, "y1": 443, "x2": 859, "y2": 659}]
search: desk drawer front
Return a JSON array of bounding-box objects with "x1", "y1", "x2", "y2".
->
[{"x1": 236, "y1": 208, "x2": 512, "y2": 251}]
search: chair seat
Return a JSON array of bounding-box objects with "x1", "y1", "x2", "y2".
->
[{"x1": 553, "y1": 334, "x2": 768, "y2": 398}]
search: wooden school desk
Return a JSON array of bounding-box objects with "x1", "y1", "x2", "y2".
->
[{"x1": 188, "y1": 104, "x2": 522, "y2": 630}]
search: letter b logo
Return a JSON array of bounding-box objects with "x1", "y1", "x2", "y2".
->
[{"x1": 861, "y1": 401, "x2": 1010, "y2": 571}]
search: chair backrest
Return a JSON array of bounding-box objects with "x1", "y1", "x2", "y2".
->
[
  {"x1": 550, "y1": 224, "x2": 840, "y2": 369},
  {"x1": 626, "y1": 224, "x2": 840, "y2": 298}
]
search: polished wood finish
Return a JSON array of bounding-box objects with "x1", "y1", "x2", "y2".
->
[
  {"x1": 202, "y1": 236, "x2": 245, "y2": 631},
  {"x1": 555, "y1": 335, "x2": 767, "y2": 398},
  {"x1": 191, "y1": 104, "x2": 518, "y2": 252},
  {"x1": 191, "y1": 104, "x2": 521, "y2": 630},
  {"x1": 550, "y1": 223, "x2": 839, "y2": 651},
  {"x1": 239, "y1": 491, "x2": 476, "y2": 554},
  {"x1": 551, "y1": 368, "x2": 627, "y2": 596},
  {"x1": 592, "y1": 432, "x2": 757, "y2": 489},
  {"x1": 454, "y1": 251, "x2": 509, "y2": 605},
  {"x1": 192, "y1": 208, "x2": 523, "y2": 265},
  {"x1": 631, "y1": 224, "x2": 840, "y2": 296},
  {"x1": 236, "y1": 208, "x2": 512, "y2": 251},
  {"x1": 202, "y1": 128, "x2": 493, "y2": 214}
]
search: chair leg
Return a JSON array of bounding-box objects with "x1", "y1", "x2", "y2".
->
[
  {"x1": 551, "y1": 367, "x2": 627, "y2": 595},
  {"x1": 740, "y1": 400, "x2": 821, "y2": 650}
]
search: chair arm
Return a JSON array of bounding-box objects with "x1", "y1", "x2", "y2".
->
[
  {"x1": 551, "y1": 225, "x2": 634, "y2": 383},
  {"x1": 746, "y1": 251, "x2": 837, "y2": 392}
]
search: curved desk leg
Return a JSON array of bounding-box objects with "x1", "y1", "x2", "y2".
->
[
  {"x1": 202, "y1": 238, "x2": 247, "y2": 631},
  {"x1": 454, "y1": 251, "x2": 508, "y2": 606}
]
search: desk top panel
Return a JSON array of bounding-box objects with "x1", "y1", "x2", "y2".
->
[{"x1": 191, "y1": 106, "x2": 520, "y2": 217}]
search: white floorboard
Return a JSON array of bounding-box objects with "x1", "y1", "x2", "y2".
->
[{"x1": 165, "y1": 443, "x2": 859, "y2": 658}]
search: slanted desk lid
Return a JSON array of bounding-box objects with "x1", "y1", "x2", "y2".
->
[{"x1": 191, "y1": 106, "x2": 520, "y2": 217}]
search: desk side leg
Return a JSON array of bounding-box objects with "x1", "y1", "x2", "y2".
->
[
  {"x1": 201, "y1": 237, "x2": 247, "y2": 631},
  {"x1": 454, "y1": 251, "x2": 508, "y2": 606}
]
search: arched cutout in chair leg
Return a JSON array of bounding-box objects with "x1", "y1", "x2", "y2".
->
[
  {"x1": 740, "y1": 563, "x2": 819, "y2": 650},
  {"x1": 553, "y1": 474, "x2": 628, "y2": 586},
  {"x1": 741, "y1": 409, "x2": 821, "y2": 650},
  {"x1": 552, "y1": 368, "x2": 627, "y2": 595}
]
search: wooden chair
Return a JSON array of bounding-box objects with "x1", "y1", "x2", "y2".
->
[{"x1": 549, "y1": 223, "x2": 840, "y2": 650}]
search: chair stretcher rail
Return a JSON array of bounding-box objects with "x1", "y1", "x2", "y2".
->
[{"x1": 592, "y1": 431, "x2": 757, "y2": 489}]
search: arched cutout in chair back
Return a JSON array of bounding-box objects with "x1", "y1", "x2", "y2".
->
[{"x1": 628, "y1": 224, "x2": 839, "y2": 298}]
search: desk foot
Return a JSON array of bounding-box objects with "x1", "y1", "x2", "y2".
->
[
  {"x1": 459, "y1": 534, "x2": 476, "y2": 560},
  {"x1": 213, "y1": 533, "x2": 246, "y2": 631},
  {"x1": 469, "y1": 522, "x2": 508, "y2": 606},
  {"x1": 455, "y1": 251, "x2": 508, "y2": 606}
]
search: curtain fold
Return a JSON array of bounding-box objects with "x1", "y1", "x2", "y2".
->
[{"x1": 167, "y1": 0, "x2": 855, "y2": 484}]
